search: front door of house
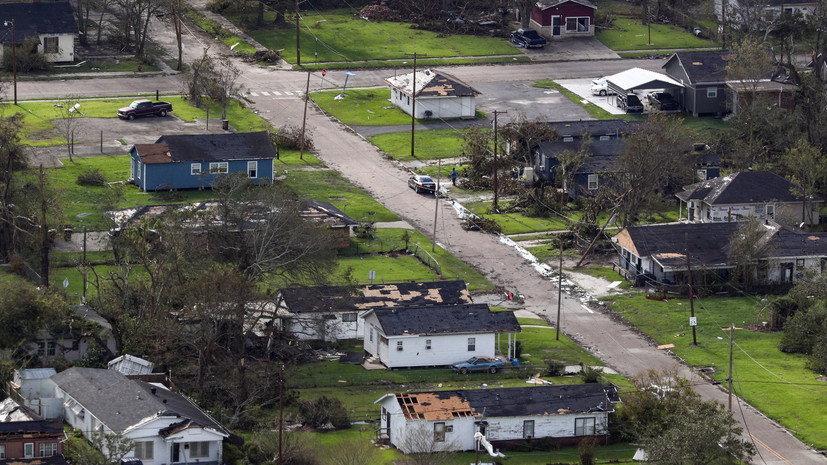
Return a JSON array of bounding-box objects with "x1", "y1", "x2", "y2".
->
[
  {"x1": 552, "y1": 16, "x2": 562, "y2": 36},
  {"x1": 386, "y1": 411, "x2": 391, "y2": 440},
  {"x1": 171, "y1": 443, "x2": 180, "y2": 463}
]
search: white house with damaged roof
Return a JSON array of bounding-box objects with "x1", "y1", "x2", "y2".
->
[
  {"x1": 375, "y1": 384, "x2": 619, "y2": 454},
  {"x1": 385, "y1": 69, "x2": 480, "y2": 120},
  {"x1": 362, "y1": 304, "x2": 520, "y2": 368},
  {"x1": 46, "y1": 367, "x2": 228, "y2": 465}
]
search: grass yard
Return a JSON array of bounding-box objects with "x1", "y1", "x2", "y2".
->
[
  {"x1": 280, "y1": 170, "x2": 399, "y2": 223},
  {"x1": 503, "y1": 325, "x2": 604, "y2": 367},
  {"x1": 312, "y1": 88, "x2": 407, "y2": 126},
  {"x1": 596, "y1": 18, "x2": 719, "y2": 51},
  {"x1": 224, "y1": 8, "x2": 517, "y2": 65},
  {"x1": 297, "y1": 55, "x2": 531, "y2": 70},
  {"x1": 345, "y1": 228, "x2": 492, "y2": 291},
  {"x1": 49, "y1": 58, "x2": 159, "y2": 74},
  {"x1": 607, "y1": 293, "x2": 827, "y2": 449},
  {"x1": 185, "y1": 9, "x2": 257, "y2": 55},
  {"x1": 368, "y1": 129, "x2": 464, "y2": 162}
]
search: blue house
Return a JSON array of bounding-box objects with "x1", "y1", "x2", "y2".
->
[{"x1": 130, "y1": 131, "x2": 277, "y2": 191}]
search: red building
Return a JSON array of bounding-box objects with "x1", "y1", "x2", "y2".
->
[
  {"x1": 0, "y1": 419, "x2": 64, "y2": 461},
  {"x1": 530, "y1": 0, "x2": 597, "y2": 40}
]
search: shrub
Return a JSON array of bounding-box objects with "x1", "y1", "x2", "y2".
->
[
  {"x1": 297, "y1": 396, "x2": 350, "y2": 430},
  {"x1": 76, "y1": 168, "x2": 106, "y2": 186},
  {"x1": 579, "y1": 364, "x2": 604, "y2": 383},
  {"x1": 514, "y1": 340, "x2": 523, "y2": 359},
  {"x1": 358, "y1": 5, "x2": 398, "y2": 21},
  {"x1": 271, "y1": 125, "x2": 314, "y2": 151},
  {"x1": 545, "y1": 359, "x2": 566, "y2": 377},
  {"x1": 354, "y1": 222, "x2": 376, "y2": 239},
  {"x1": 579, "y1": 437, "x2": 599, "y2": 465}
]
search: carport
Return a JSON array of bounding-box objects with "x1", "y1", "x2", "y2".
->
[{"x1": 606, "y1": 67, "x2": 683, "y2": 109}]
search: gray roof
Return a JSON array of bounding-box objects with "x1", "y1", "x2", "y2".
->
[
  {"x1": 536, "y1": 0, "x2": 597, "y2": 10},
  {"x1": 369, "y1": 304, "x2": 520, "y2": 336},
  {"x1": 18, "y1": 368, "x2": 57, "y2": 380},
  {"x1": 0, "y1": 2, "x2": 77, "y2": 46},
  {"x1": 152, "y1": 131, "x2": 278, "y2": 163},
  {"x1": 51, "y1": 367, "x2": 226, "y2": 435},
  {"x1": 676, "y1": 171, "x2": 809, "y2": 204},
  {"x1": 546, "y1": 120, "x2": 643, "y2": 138}
]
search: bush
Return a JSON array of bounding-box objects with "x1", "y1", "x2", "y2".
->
[
  {"x1": 76, "y1": 168, "x2": 106, "y2": 186},
  {"x1": 579, "y1": 437, "x2": 599, "y2": 465},
  {"x1": 271, "y1": 125, "x2": 314, "y2": 152},
  {"x1": 514, "y1": 340, "x2": 523, "y2": 359},
  {"x1": 297, "y1": 396, "x2": 350, "y2": 430},
  {"x1": 579, "y1": 363, "x2": 603, "y2": 383},
  {"x1": 354, "y1": 222, "x2": 376, "y2": 239},
  {"x1": 545, "y1": 359, "x2": 566, "y2": 377},
  {"x1": 358, "y1": 5, "x2": 398, "y2": 21},
  {"x1": 3, "y1": 38, "x2": 51, "y2": 73}
]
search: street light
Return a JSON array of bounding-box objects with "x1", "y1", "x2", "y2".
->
[{"x1": 3, "y1": 19, "x2": 16, "y2": 105}]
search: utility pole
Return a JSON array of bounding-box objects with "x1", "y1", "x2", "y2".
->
[
  {"x1": 300, "y1": 71, "x2": 311, "y2": 160},
  {"x1": 295, "y1": 0, "x2": 301, "y2": 66},
  {"x1": 173, "y1": 0, "x2": 183, "y2": 71},
  {"x1": 4, "y1": 19, "x2": 17, "y2": 105},
  {"x1": 685, "y1": 233, "x2": 697, "y2": 346},
  {"x1": 82, "y1": 227, "x2": 88, "y2": 302},
  {"x1": 556, "y1": 236, "x2": 563, "y2": 341},
  {"x1": 404, "y1": 52, "x2": 425, "y2": 159},
  {"x1": 728, "y1": 323, "x2": 734, "y2": 410},
  {"x1": 432, "y1": 159, "x2": 441, "y2": 253},
  {"x1": 279, "y1": 364, "x2": 284, "y2": 464},
  {"x1": 39, "y1": 165, "x2": 49, "y2": 287},
  {"x1": 491, "y1": 110, "x2": 507, "y2": 211}
]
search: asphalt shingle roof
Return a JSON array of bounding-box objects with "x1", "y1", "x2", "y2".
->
[
  {"x1": 666, "y1": 50, "x2": 732, "y2": 84},
  {"x1": 51, "y1": 367, "x2": 226, "y2": 435},
  {"x1": 371, "y1": 304, "x2": 520, "y2": 336},
  {"x1": 280, "y1": 280, "x2": 472, "y2": 314},
  {"x1": 0, "y1": 2, "x2": 77, "y2": 46},
  {"x1": 546, "y1": 120, "x2": 643, "y2": 138},
  {"x1": 676, "y1": 171, "x2": 805, "y2": 204},
  {"x1": 385, "y1": 69, "x2": 479, "y2": 98},
  {"x1": 144, "y1": 131, "x2": 277, "y2": 163}
]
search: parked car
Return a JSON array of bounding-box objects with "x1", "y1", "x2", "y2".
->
[
  {"x1": 618, "y1": 93, "x2": 644, "y2": 113},
  {"x1": 647, "y1": 92, "x2": 679, "y2": 111},
  {"x1": 117, "y1": 100, "x2": 173, "y2": 120},
  {"x1": 590, "y1": 78, "x2": 615, "y2": 96},
  {"x1": 510, "y1": 29, "x2": 547, "y2": 48},
  {"x1": 452, "y1": 356, "x2": 503, "y2": 374},
  {"x1": 408, "y1": 174, "x2": 436, "y2": 193}
]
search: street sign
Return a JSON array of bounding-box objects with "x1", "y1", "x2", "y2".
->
[
  {"x1": 322, "y1": 69, "x2": 326, "y2": 77},
  {"x1": 689, "y1": 317, "x2": 697, "y2": 327}
]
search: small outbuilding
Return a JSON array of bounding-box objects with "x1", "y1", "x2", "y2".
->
[
  {"x1": 605, "y1": 67, "x2": 683, "y2": 107},
  {"x1": 385, "y1": 69, "x2": 480, "y2": 120},
  {"x1": 363, "y1": 304, "x2": 520, "y2": 369},
  {"x1": 130, "y1": 131, "x2": 277, "y2": 191},
  {"x1": 530, "y1": 0, "x2": 597, "y2": 39}
]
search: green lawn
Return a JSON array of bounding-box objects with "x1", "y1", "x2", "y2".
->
[
  {"x1": 185, "y1": 9, "x2": 257, "y2": 55},
  {"x1": 596, "y1": 18, "x2": 719, "y2": 51},
  {"x1": 48, "y1": 58, "x2": 159, "y2": 74},
  {"x1": 505, "y1": 325, "x2": 604, "y2": 367},
  {"x1": 297, "y1": 55, "x2": 531, "y2": 70},
  {"x1": 280, "y1": 170, "x2": 399, "y2": 223},
  {"x1": 312, "y1": 88, "x2": 407, "y2": 126},
  {"x1": 224, "y1": 8, "x2": 517, "y2": 65},
  {"x1": 369, "y1": 129, "x2": 464, "y2": 161},
  {"x1": 607, "y1": 293, "x2": 827, "y2": 449}
]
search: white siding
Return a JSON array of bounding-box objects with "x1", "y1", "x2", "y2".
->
[
  {"x1": 387, "y1": 87, "x2": 476, "y2": 120},
  {"x1": 486, "y1": 414, "x2": 609, "y2": 441},
  {"x1": 38, "y1": 34, "x2": 75, "y2": 62},
  {"x1": 285, "y1": 310, "x2": 367, "y2": 341}
]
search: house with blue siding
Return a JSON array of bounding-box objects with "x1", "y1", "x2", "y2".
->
[{"x1": 130, "y1": 131, "x2": 277, "y2": 191}]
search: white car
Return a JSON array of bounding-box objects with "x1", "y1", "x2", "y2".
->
[{"x1": 590, "y1": 78, "x2": 614, "y2": 96}]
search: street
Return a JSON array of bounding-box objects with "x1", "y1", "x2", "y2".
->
[{"x1": 15, "y1": 22, "x2": 826, "y2": 465}]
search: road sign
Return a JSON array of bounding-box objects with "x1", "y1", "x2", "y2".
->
[
  {"x1": 322, "y1": 69, "x2": 326, "y2": 77},
  {"x1": 689, "y1": 317, "x2": 697, "y2": 327}
]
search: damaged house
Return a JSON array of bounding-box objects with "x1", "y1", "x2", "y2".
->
[
  {"x1": 375, "y1": 384, "x2": 619, "y2": 454},
  {"x1": 385, "y1": 69, "x2": 480, "y2": 120}
]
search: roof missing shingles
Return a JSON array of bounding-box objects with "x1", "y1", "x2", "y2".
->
[{"x1": 396, "y1": 393, "x2": 475, "y2": 421}]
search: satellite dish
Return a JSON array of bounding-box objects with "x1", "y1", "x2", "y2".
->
[{"x1": 63, "y1": 278, "x2": 69, "y2": 289}]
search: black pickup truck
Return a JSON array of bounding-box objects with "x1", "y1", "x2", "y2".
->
[{"x1": 117, "y1": 100, "x2": 173, "y2": 120}]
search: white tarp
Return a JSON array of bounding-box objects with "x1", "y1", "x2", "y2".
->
[{"x1": 606, "y1": 67, "x2": 683, "y2": 94}]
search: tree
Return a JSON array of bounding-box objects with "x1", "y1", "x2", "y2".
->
[
  {"x1": 554, "y1": 142, "x2": 589, "y2": 197},
  {"x1": 90, "y1": 431, "x2": 136, "y2": 465},
  {"x1": 111, "y1": 0, "x2": 167, "y2": 58},
  {"x1": 396, "y1": 422, "x2": 457, "y2": 464},
  {"x1": 0, "y1": 274, "x2": 69, "y2": 352},
  {"x1": 499, "y1": 114, "x2": 559, "y2": 166},
  {"x1": 782, "y1": 137, "x2": 827, "y2": 225},
  {"x1": 54, "y1": 97, "x2": 84, "y2": 161},
  {"x1": 727, "y1": 216, "x2": 774, "y2": 290},
  {"x1": 726, "y1": 37, "x2": 776, "y2": 106},
  {"x1": 643, "y1": 400, "x2": 756, "y2": 464},
  {"x1": 214, "y1": 60, "x2": 243, "y2": 120},
  {"x1": 609, "y1": 114, "x2": 693, "y2": 227},
  {"x1": 514, "y1": 0, "x2": 533, "y2": 28}
]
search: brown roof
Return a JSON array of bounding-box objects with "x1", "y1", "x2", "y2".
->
[
  {"x1": 135, "y1": 143, "x2": 172, "y2": 164},
  {"x1": 396, "y1": 392, "x2": 475, "y2": 421}
]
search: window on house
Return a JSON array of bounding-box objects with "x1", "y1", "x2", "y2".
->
[
  {"x1": 587, "y1": 174, "x2": 598, "y2": 190},
  {"x1": 707, "y1": 87, "x2": 718, "y2": 98},
  {"x1": 434, "y1": 422, "x2": 446, "y2": 442},
  {"x1": 209, "y1": 162, "x2": 228, "y2": 174},
  {"x1": 565, "y1": 17, "x2": 590, "y2": 32},
  {"x1": 36, "y1": 342, "x2": 45, "y2": 356},
  {"x1": 44, "y1": 37, "x2": 59, "y2": 54},
  {"x1": 563, "y1": 136, "x2": 574, "y2": 142},
  {"x1": 425, "y1": 339, "x2": 432, "y2": 349},
  {"x1": 39, "y1": 443, "x2": 58, "y2": 457},
  {"x1": 134, "y1": 441, "x2": 154, "y2": 460},
  {"x1": 247, "y1": 161, "x2": 258, "y2": 178},
  {"x1": 369, "y1": 327, "x2": 374, "y2": 342},
  {"x1": 696, "y1": 169, "x2": 707, "y2": 181},
  {"x1": 191, "y1": 163, "x2": 201, "y2": 175},
  {"x1": 523, "y1": 420, "x2": 535, "y2": 438},
  {"x1": 407, "y1": 96, "x2": 410, "y2": 105},
  {"x1": 47, "y1": 341, "x2": 56, "y2": 356},
  {"x1": 467, "y1": 337, "x2": 475, "y2": 351},
  {"x1": 766, "y1": 204, "x2": 775, "y2": 218},
  {"x1": 575, "y1": 417, "x2": 596, "y2": 436},
  {"x1": 24, "y1": 443, "x2": 34, "y2": 458},
  {"x1": 0, "y1": 445, "x2": 5, "y2": 459},
  {"x1": 599, "y1": 135, "x2": 610, "y2": 141},
  {"x1": 189, "y1": 441, "x2": 210, "y2": 458},
  {"x1": 397, "y1": 341, "x2": 403, "y2": 351},
  {"x1": 341, "y1": 313, "x2": 357, "y2": 322},
  {"x1": 796, "y1": 259, "x2": 805, "y2": 268}
]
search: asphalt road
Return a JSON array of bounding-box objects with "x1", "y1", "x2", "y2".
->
[{"x1": 15, "y1": 19, "x2": 826, "y2": 465}]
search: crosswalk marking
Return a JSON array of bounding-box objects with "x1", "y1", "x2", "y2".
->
[
  {"x1": 261, "y1": 91, "x2": 270, "y2": 96},
  {"x1": 272, "y1": 91, "x2": 282, "y2": 96},
  {"x1": 249, "y1": 92, "x2": 259, "y2": 97}
]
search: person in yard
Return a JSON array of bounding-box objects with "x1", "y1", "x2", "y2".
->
[{"x1": 451, "y1": 167, "x2": 458, "y2": 186}]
